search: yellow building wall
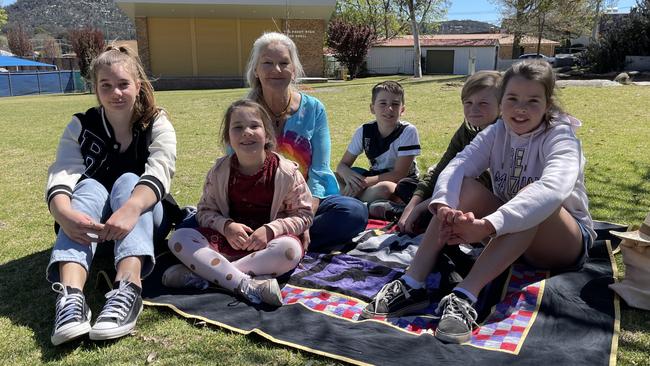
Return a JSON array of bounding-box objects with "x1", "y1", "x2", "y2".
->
[
  {"x1": 145, "y1": 17, "x2": 281, "y2": 77},
  {"x1": 239, "y1": 19, "x2": 284, "y2": 73},
  {"x1": 147, "y1": 18, "x2": 194, "y2": 76},
  {"x1": 195, "y1": 19, "x2": 239, "y2": 76}
]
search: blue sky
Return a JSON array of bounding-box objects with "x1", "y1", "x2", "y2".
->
[
  {"x1": 0, "y1": 0, "x2": 640, "y2": 22},
  {"x1": 447, "y1": 0, "x2": 639, "y2": 24}
]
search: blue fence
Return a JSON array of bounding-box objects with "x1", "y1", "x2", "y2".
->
[{"x1": 0, "y1": 70, "x2": 85, "y2": 97}]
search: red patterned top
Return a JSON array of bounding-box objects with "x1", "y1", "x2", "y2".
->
[{"x1": 228, "y1": 153, "x2": 279, "y2": 230}]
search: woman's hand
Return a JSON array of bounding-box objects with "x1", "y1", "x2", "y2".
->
[
  {"x1": 244, "y1": 226, "x2": 273, "y2": 251},
  {"x1": 224, "y1": 221, "x2": 253, "y2": 250}
]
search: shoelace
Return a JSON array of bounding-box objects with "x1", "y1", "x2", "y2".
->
[
  {"x1": 374, "y1": 280, "x2": 409, "y2": 309},
  {"x1": 96, "y1": 281, "x2": 136, "y2": 321},
  {"x1": 436, "y1": 293, "x2": 478, "y2": 329},
  {"x1": 52, "y1": 282, "x2": 85, "y2": 329}
]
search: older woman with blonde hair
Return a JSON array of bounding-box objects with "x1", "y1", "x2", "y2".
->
[{"x1": 244, "y1": 32, "x2": 367, "y2": 252}]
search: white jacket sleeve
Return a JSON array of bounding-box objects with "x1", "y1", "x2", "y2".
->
[
  {"x1": 138, "y1": 111, "x2": 177, "y2": 201},
  {"x1": 45, "y1": 117, "x2": 85, "y2": 205},
  {"x1": 430, "y1": 124, "x2": 496, "y2": 210}
]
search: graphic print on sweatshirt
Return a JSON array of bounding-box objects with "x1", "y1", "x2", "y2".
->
[{"x1": 494, "y1": 147, "x2": 539, "y2": 198}]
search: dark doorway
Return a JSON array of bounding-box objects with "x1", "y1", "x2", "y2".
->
[{"x1": 425, "y1": 50, "x2": 454, "y2": 74}]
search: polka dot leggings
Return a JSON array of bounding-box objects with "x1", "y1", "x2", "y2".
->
[{"x1": 168, "y1": 228, "x2": 302, "y2": 292}]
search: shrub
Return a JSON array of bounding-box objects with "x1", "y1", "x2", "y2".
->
[{"x1": 68, "y1": 27, "x2": 104, "y2": 81}]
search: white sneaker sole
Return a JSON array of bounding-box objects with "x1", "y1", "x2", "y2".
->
[
  {"x1": 88, "y1": 305, "x2": 142, "y2": 341},
  {"x1": 435, "y1": 329, "x2": 472, "y2": 344},
  {"x1": 51, "y1": 310, "x2": 92, "y2": 346}
]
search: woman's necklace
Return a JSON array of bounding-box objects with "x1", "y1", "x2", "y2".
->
[{"x1": 263, "y1": 93, "x2": 292, "y2": 128}]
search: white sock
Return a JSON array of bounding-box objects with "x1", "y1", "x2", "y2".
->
[
  {"x1": 401, "y1": 274, "x2": 424, "y2": 289},
  {"x1": 452, "y1": 286, "x2": 478, "y2": 304}
]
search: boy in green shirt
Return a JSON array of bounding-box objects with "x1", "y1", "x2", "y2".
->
[{"x1": 398, "y1": 71, "x2": 501, "y2": 234}]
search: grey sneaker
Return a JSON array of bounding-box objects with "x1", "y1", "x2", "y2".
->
[
  {"x1": 368, "y1": 200, "x2": 405, "y2": 220},
  {"x1": 89, "y1": 280, "x2": 143, "y2": 341},
  {"x1": 162, "y1": 264, "x2": 209, "y2": 290},
  {"x1": 434, "y1": 293, "x2": 478, "y2": 344},
  {"x1": 51, "y1": 283, "x2": 91, "y2": 346},
  {"x1": 236, "y1": 278, "x2": 283, "y2": 306},
  {"x1": 361, "y1": 278, "x2": 429, "y2": 319}
]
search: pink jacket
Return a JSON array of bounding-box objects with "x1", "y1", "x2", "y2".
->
[{"x1": 196, "y1": 152, "x2": 313, "y2": 245}]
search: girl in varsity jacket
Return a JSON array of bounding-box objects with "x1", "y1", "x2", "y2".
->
[
  {"x1": 164, "y1": 99, "x2": 313, "y2": 307},
  {"x1": 45, "y1": 45, "x2": 176, "y2": 345}
]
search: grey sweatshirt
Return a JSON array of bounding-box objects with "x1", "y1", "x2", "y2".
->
[{"x1": 430, "y1": 114, "x2": 595, "y2": 242}]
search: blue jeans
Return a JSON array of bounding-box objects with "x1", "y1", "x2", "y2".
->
[
  {"x1": 46, "y1": 173, "x2": 164, "y2": 283},
  {"x1": 309, "y1": 195, "x2": 368, "y2": 253}
]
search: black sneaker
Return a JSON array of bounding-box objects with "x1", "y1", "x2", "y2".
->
[
  {"x1": 51, "y1": 283, "x2": 91, "y2": 346},
  {"x1": 368, "y1": 200, "x2": 405, "y2": 220},
  {"x1": 89, "y1": 280, "x2": 143, "y2": 341},
  {"x1": 361, "y1": 278, "x2": 429, "y2": 319},
  {"x1": 434, "y1": 293, "x2": 478, "y2": 344}
]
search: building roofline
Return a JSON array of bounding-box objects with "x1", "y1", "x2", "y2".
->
[{"x1": 115, "y1": 0, "x2": 336, "y2": 20}]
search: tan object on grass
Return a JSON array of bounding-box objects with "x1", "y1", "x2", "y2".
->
[{"x1": 609, "y1": 213, "x2": 650, "y2": 310}]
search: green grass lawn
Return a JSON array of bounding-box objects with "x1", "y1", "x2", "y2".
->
[{"x1": 0, "y1": 75, "x2": 649, "y2": 365}]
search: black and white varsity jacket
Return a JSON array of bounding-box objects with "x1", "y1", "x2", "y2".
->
[{"x1": 46, "y1": 106, "x2": 176, "y2": 206}]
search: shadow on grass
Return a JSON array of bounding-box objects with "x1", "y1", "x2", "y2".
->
[
  {"x1": 0, "y1": 245, "x2": 116, "y2": 362},
  {"x1": 586, "y1": 160, "x2": 650, "y2": 223}
]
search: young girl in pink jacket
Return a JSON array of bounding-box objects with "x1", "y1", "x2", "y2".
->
[{"x1": 164, "y1": 99, "x2": 313, "y2": 306}]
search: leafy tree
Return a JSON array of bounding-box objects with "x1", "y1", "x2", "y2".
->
[
  {"x1": 585, "y1": 0, "x2": 650, "y2": 72},
  {"x1": 334, "y1": 0, "x2": 448, "y2": 78},
  {"x1": 0, "y1": 8, "x2": 8, "y2": 30},
  {"x1": 334, "y1": 0, "x2": 448, "y2": 39},
  {"x1": 68, "y1": 27, "x2": 104, "y2": 81},
  {"x1": 494, "y1": 0, "x2": 610, "y2": 58},
  {"x1": 326, "y1": 19, "x2": 376, "y2": 79},
  {"x1": 7, "y1": 23, "x2": 32, "y2": 57}
]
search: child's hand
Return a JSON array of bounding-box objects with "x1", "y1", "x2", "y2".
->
[
  {"x1": 399, "y1": 200, "x2": 427, "y2": 234},
  {"x1": 302, "y1": 229, "x2": 311, "y2": 250},
  {"x1": 447, "y1": 218, "x2": 494, "y2": 245},
  {"x1": 342, "y1": 169, "x2": 366, "y2": 196},
  {"x1": 224, "y1": 221, "x2": 253, "y2": 250},
  {"x1": 101, "y1": 203, "x2": 140, "y2": 242},
  {"x1": 436, "y1": 205, "x2": 469, "y2": 245},
  {"x1": 57, "y1": 209, "x2": 103, "y2": 245},
  {"x1": 341, "y1": 183, "x2": 362, "y2": 197},
  {"x1": 244, "y1": 226, "x2": 273, "y2": 251}
]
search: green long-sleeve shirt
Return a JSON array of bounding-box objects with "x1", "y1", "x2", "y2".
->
[{"x1": 413, "y1": 121, "x2": 493, "y2": 199}]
